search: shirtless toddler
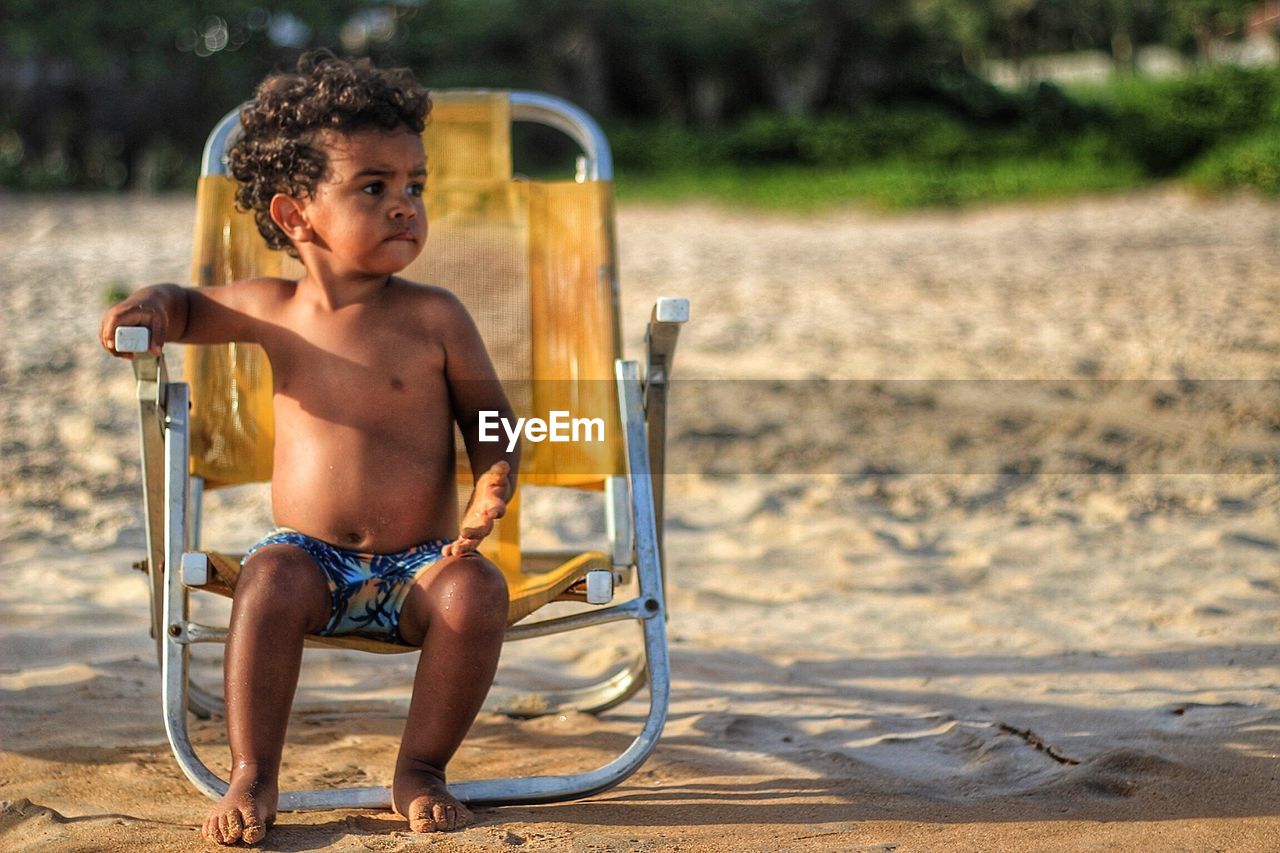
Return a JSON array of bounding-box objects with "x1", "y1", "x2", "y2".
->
[{"x1": 99, "y1": 52, "x2": 519, "y2": 844}]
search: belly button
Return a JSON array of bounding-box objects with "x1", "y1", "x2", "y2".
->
[
  {"x1": 390, "y1": 377, "x2": 405, "y2": 391},
  {"x1": 344, "y1": 531, "x2": 363, "y2": 545}
]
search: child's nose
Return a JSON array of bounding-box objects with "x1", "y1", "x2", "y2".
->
[{"x1": 390, "y1": 197, "x2": 416, "y2": 219}]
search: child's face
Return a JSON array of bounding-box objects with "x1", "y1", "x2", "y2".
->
[{"x1": 295, "y1": 128, "x2": 427, "y2": 277}]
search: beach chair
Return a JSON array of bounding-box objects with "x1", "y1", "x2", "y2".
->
[{"x1": 116, "y1": 90, "x2": 688, "y2": 810}]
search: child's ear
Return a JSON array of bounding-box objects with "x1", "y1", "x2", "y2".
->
[{"x1": 269, "y1": 194, "x2": 314, "y2": 245}]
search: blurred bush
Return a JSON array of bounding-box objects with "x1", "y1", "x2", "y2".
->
[
  {"x1": 611, "y1": 66, "x2": 1280, "y2": 205},
  {"x1": 1098, "y1": 67, "x2": 1280, "y2": 176},
  {"x1": 611, "y1": 81, "x2": 1124, "y2": 172},
  {"x1": 1188, "y1": 131, "x2": 1280, "y2": 195}
]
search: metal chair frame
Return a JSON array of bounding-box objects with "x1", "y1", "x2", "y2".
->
[{"x1": 124, "y1": 91, "x2": 687, "y2": 809}]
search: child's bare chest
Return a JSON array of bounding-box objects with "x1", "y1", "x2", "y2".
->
[{"x1": 261, "y1": 315, "x2": 450, "y2": 427}]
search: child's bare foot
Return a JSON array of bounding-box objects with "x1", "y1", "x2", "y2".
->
[
  {"x1": 393, "y1": 759, "x2": 473, "y2": 832},
  {"x1": 442, "y1": 461, "x2": 510, "y2": 557},
  {"x1": 201, "y1": 770, "x2": 277, "y2": 845}
]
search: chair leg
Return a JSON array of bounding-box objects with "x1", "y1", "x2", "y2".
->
[
  {"x1": 160, "y1": 382, "x2": 230, "y2": 802},
  {"x1": 450, "y1": 361, "x2": 670, "y2": 806}
]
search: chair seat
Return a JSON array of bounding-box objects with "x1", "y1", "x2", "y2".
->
[{"x1": 191, "y1": 549, "x2": 611, "y2": 654}]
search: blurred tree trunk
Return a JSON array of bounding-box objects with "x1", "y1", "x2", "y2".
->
[
  {"x1": 763, "y1": 5, "x2": 842, "y2": 116},
  {"x1": 690, "y1": 75, "x2": 725, "y2": 126},
  {"x1": 1111, "y1": 29, "x2": 1136, "y2": 73},
  {"x1": 557, "y1": 23, "x2": 610, "y2": 117}
]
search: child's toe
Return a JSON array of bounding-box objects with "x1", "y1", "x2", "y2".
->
[
  {"x1": 220, "y1": 812, "x2": 237, "y2": 844},
  {"x1": 224, "y1": 809, "x2": 244, "y2": 843},
  {"x1": 409, "y1": 815, "x2": 438, "y2": 833},
  {"x1": 241, "y1": 811, "x2": 267, "y2": 844},
  {"x1": 407, "y1": 799, "x2": 441, "y2": 832}
]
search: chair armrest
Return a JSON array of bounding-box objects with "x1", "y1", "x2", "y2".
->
[
  {"x1": 642, "y1": 298, "x2": 688, "y2": 599},
  {"x1": 117, "y1": 326, "x2": 171, "y2": 644},
  {"x1": 644, "y1": 297, "x2": 689, "y2": 387},
  {"x1": 117, "y1": 326, "x2": 168, "y2": 408}
]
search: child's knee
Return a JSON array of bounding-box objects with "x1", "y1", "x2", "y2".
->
[
  {"x1": 433, "y1": 554, "x2": 508, "y2": 630},
  {"x1": 237, "y1": 547, "x2": 329, "y2": 629}
]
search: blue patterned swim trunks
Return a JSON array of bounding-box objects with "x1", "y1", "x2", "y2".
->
[{"x1": 243, "y1": 528, "x2": 450, "y2": 644}]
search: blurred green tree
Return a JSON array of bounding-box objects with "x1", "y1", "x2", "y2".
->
[
  {"x1": 0, "y1": 0, "x2": 366, "y2": 188},
  {"x1": 0, "y1": 0, "x2": 1273, "y2": 189}
]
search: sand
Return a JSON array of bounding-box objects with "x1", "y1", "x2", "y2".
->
[{"x1": 1, "y1": 189, "x2": 1278, "y2": 851}]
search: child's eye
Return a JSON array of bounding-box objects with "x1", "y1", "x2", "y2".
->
[
  {"x1": 409, "y1": 183, "x2": 425, "y2": 197},
  {"x1": 362, "y1": 181, "x2": 384, "y2": 195}
]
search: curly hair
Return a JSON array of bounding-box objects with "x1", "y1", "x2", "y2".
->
[{"x1": 227, "y1": 50, "x2": 431, "y2": 256}]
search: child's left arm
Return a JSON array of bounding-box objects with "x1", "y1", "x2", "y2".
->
[{"x1": 437, "y1": 292, "x2": 520, "y2": 556}]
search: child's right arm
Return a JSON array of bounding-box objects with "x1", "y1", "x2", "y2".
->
[{"x1": 99, "y1": 281, "x2": 274, "y2": 358}]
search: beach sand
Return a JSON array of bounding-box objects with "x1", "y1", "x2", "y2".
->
[{"x1": 1, "y1": 190, "x2": 1277, "y2": 851}]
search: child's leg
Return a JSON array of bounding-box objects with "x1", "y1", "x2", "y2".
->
[
  {"x1": 202, "y1": 544, "x2": 330, "y2": 846},
  {"x1": 393, "y1": 552, "x2": 509, "y2": 832}
]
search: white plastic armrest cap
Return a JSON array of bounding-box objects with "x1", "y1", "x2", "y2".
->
[
  {"x1": 115, "y1": 326, "x2": 151, "y2": 353},
  {"x1": 181, "y1": 552, "x2": 210, "y2": 586},
  {"x1": 585, "y1": 569, "x2": 614, "y2": 605},
  {"x1": 655, "y1": 297, "x2": 689, "y2": 324}
]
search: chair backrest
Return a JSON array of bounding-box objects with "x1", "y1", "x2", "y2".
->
[{"x1": 183, "y1": 91, "x2": 626, "y2": 572}]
